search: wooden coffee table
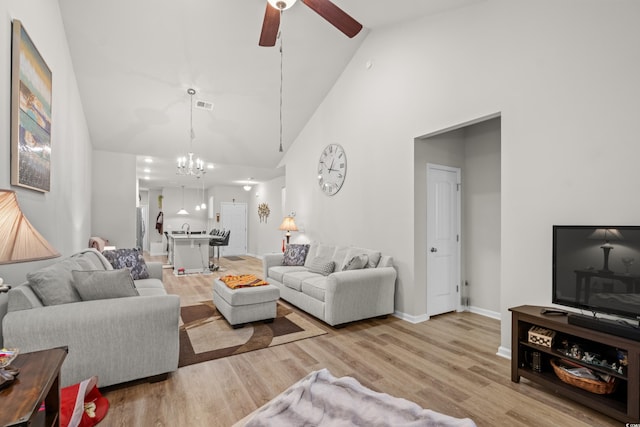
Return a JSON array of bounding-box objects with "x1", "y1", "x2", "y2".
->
[{"x1": 0, "y1": 347, "x2": 67, "y2": 427}]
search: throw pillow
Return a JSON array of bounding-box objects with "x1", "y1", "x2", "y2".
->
[
  {"x1": 307, "y1": 258, "x2": 335, "y2": 276},
  {"x1": 282, "y1": 244, "x2": 310, "y2": 266},
  {"x1": 343, "y1": 247, "x2": 382, "y2": 269},
  {"x1": 342, "y1": 254, "x2": 369, "y2": 271},
  {"x1": 27, "y1": 258, "x2": 83, "y2": 306},
  {"x1": 102, "y1": 248, "x2": 149, "y2": 280},
  {"x1": 72, "y1": 269, "x2": 139, "y2": 301}
]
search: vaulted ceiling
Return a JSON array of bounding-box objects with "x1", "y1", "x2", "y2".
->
[{"x1": 58, "y1": 0, "x2": 482, "y2": 190}]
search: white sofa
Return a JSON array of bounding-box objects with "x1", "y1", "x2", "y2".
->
[
  {"x1": 1, "y1": 248, "x2": 180, "y2": 387},
  {"x1": 263, "y1": 243, "x2": 396, "y2": 326}
]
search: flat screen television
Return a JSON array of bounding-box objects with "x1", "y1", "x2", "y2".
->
[{"x1": 553, "y1": 225, "x2": 640, "y2": 321}]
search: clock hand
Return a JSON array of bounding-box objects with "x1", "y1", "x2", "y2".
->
[{"x1": 327, "y1": 159, "x2": 335, "y2": 173}]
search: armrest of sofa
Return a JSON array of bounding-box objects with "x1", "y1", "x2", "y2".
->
[
  {"x1": 146, "y1": 261, "x2": 163, "y2": 280},
  {"x1": 262, "y1": 252, "x2": 284, "y2": 279},
  {"x1": 2, "y1": 294, "x2": 180, "y2": 387},
  {"x1": 323, "y1": 267, "x2": 397, "y2": 326}
]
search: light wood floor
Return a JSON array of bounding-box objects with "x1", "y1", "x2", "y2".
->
[{"x1": 100, "y1": 255, "x2": 619, "y2": 426}]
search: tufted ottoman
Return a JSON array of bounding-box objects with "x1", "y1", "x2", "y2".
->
[{"x1": 213, "y1": 279, "x2": 280, "y2": 328}]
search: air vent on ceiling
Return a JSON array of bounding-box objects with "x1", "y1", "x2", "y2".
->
[{"x1": 195, "y1": 100, "x2": 214, "y2": 111}]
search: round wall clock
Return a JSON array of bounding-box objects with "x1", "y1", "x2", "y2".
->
[{"x1": 317, "y1": 144, "x2": 347, "y2": 196}]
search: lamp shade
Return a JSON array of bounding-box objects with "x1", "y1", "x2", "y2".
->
[
  {"x1": 588, "y1": 228, "x2": 624, "y2": 242},
  {"x1": 278, "y1": 216, "x2": 298, "y2": 232},
  {"x1": 0, "y1": 190, "x2": 60, "y2": 264}
]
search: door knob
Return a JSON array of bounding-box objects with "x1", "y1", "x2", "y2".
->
[{"x1": 430, "y1": 247, "x2": 438, "y2": 252}]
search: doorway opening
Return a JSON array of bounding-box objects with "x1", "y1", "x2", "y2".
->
[{"x1": 415, "y1": 115, "x2": 501, "y2": 320}]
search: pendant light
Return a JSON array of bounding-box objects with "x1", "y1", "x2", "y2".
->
[{"x1": 177, "y1": 185, "x2": 189, "y2": 215}]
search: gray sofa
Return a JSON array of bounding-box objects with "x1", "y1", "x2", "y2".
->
[
  {"x1": 263, "y1": 243, "x2": 396, "y2": 326},
  {"x1": 1, "y1": 248, "x2": 180, "y2": 387}
]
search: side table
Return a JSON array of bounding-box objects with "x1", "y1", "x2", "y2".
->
[{"x1": 0, "y1": 347, "x2": 68, "y2": 427}]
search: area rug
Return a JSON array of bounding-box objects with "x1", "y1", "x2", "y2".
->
[
  {"x1": 223, "y1": 256, "x2": 244, "y2": 261},
  {"x1": 178, "y1": 301, "x2": 327, "y2": 367}
]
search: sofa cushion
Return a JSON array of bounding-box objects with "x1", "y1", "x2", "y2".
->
[
  {"x1": 283, "y1": 271, "x2": 323, "y2": 292},
  {"x1": 27, "y1": 258, "x2": 83, "y2": 306},
  {"x1": 71, "y1": 249, "x2": 112, "y2": 271},
  {"x1": 343, "y1": 254, "x2": 369, "y2": 271},
  {"x1": 342, "y1": 247, "x2": 382, "y2": 269},
  {"x1": 305, "y1": 243, "x2": 335, "y2": 268},
  {"x1": 307, "y1": 258, "x2": 335, "y2": 276},
  {"x1": 331, "y1": 246, "x2": 349, "y2": 267},
  {"x1": 133, "y1": 278, "x2": 165, "y2": 290},
  {"x1": 282, "y1": 244, "x2": 310, "y2": 266},
  {"x1": 102, "y1": 248, "x2": 149, "y2": 279},
  {"x1": 137, "y1": 287, "x2": 168, "y2": 297},
  {"x1": 301, "y1": 276, "x2": 329, "y2": 302},
  {"x1": 268, "y1": 266, "x2": 308, "y2": 283},
  {"x1": 72, "y1": 269, "x2": 139, "y2": 301}
]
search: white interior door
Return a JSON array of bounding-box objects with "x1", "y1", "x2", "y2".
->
[
  {"x1": 427, "y1": 164, "x2": 461, "y2": 316},
  {"x1": 220, "y1": 202, "x2": 247, "y2": 256}
]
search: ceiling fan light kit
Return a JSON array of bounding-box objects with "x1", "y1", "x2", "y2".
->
[{"x1": 267, "y1": 0, "x2": 296, "y2": 10}]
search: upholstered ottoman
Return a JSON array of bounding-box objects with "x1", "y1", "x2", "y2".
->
[{"x1": 213, "y1": 279, "x2": 280, "y2": 328}]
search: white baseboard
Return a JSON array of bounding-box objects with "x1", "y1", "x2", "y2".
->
[
  {"x1": 393, "y1": 311, "x2": 429, "y2": 324},
  {"x1": 497, "y1": 346, "x2": 511, "y2": 360},
  {"x1": 468, "y1": 305, "x2": 501, "y2": 320},
  {"x1": 149, "y1": 251, "x2": 167, "y2": 257}
]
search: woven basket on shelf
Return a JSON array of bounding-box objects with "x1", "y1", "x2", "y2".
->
[{"x1": 550, "y1": 359, "x2": 617, "y2": 395}]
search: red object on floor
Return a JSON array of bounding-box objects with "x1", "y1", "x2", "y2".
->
[{"x1": 60, "y1": 376, "x2": 109, "y2": 427}]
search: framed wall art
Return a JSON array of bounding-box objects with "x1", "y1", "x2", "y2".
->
[{"x1": 11, "y1": 19, "x2": 52, "y2": 192}]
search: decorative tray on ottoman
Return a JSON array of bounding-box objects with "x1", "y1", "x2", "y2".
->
[{"x1": 550, "y1": 358, "x2": 616, "y2": 395}]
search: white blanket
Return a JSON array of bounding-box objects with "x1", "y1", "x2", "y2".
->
[{"x1": 244, "y1": 369, "x2": 477, "y2": 427}]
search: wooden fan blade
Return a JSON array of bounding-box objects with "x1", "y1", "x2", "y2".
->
[
  {"x1": 302, "y1": 0, "x2": 363, "y2": 38},
  {"x1": 259, "y1": 3, "x2": 280, "y2": 47}
]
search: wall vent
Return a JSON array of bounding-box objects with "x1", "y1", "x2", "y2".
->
[{"x1": 195, "y1": 100, "x2": 214, "y2": 111}]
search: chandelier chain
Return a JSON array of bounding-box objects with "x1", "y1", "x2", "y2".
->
[{"x1": 177, "y1": 88, "x2": 205, "y2": 178}]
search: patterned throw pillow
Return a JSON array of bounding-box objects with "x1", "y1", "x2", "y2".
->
[
  {"x1": 102, "y1": 248, "x2": 150, "y2": 280},
  {"x1": 343, "y1": 254, "x2": 369, "y2": 271},
  {"x1": 282, "y1": 244, "x2": 310, "y2": 266},
  {"x1": 308, "y1": 258, "x2": 335, "y2": 276}
]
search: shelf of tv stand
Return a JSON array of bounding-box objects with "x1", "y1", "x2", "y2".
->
[{"x1": 510, "y1": 305, "x2": 640, "y2": 423}]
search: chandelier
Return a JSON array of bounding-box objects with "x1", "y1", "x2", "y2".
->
[{"x1": 176, "y1": 88, "x2": 206, "y2": 177}]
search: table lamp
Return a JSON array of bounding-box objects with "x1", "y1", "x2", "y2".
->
[
  {"x1": 0, "y1": 189, "x2": 60, "y2": 266},
  {"x1": 588, "y1": 228, "x2": 623, "y2": 274},
  {"x1": 279, "y1": 215, "x2": 298, "y2": 245}
]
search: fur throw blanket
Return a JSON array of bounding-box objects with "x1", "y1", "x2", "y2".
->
[{"x1": 244, "y1": 369, "x2": 477, "y2": 427}]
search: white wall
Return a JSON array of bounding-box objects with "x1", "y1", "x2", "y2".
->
[
  {"x1": 281, "y1": 0, "x2": 640, "y2": 352},
  {"x1": 248, "y1": 176, "x2": 287, "y2": 256},
  {"x1": 91, "y1": 150, "x2": 137, "y2": 248},
  {"x1": 463, "y1": 118, "x2": 501, "y2": 315},
  {"x1": 0, "y1": 1, "x2": 92, "y2": 285}
]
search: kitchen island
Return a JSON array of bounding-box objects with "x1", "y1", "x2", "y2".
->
[{"x1": 167, "y1": 233, "x2": 211, "y2": 275}]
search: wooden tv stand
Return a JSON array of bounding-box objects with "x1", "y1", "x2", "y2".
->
[{"x1": 510, "y1": 305, "x2": 640, "y2": 423}]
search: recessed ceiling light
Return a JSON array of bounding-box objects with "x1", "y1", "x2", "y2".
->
[
  {"x1": 143, "y1": 168, "x2": 151, "y2": 173},
  {"x1": 144, "y1": 158, "x2": 153, "y2": 163},
  {"x1": 144, "y1": 176, "x2": 150, "y2": 180},
  {"x1": 207, "y1": 164, "x2": 214, "y2": 169}
]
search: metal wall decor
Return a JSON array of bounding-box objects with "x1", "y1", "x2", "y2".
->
[{"x1": 258, "y1": 203, "x2": 270, "y2": 223}]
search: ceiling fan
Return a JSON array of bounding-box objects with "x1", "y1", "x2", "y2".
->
[{"x1": 259, "y1": 0, "x2": 363, "y2": 47}]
